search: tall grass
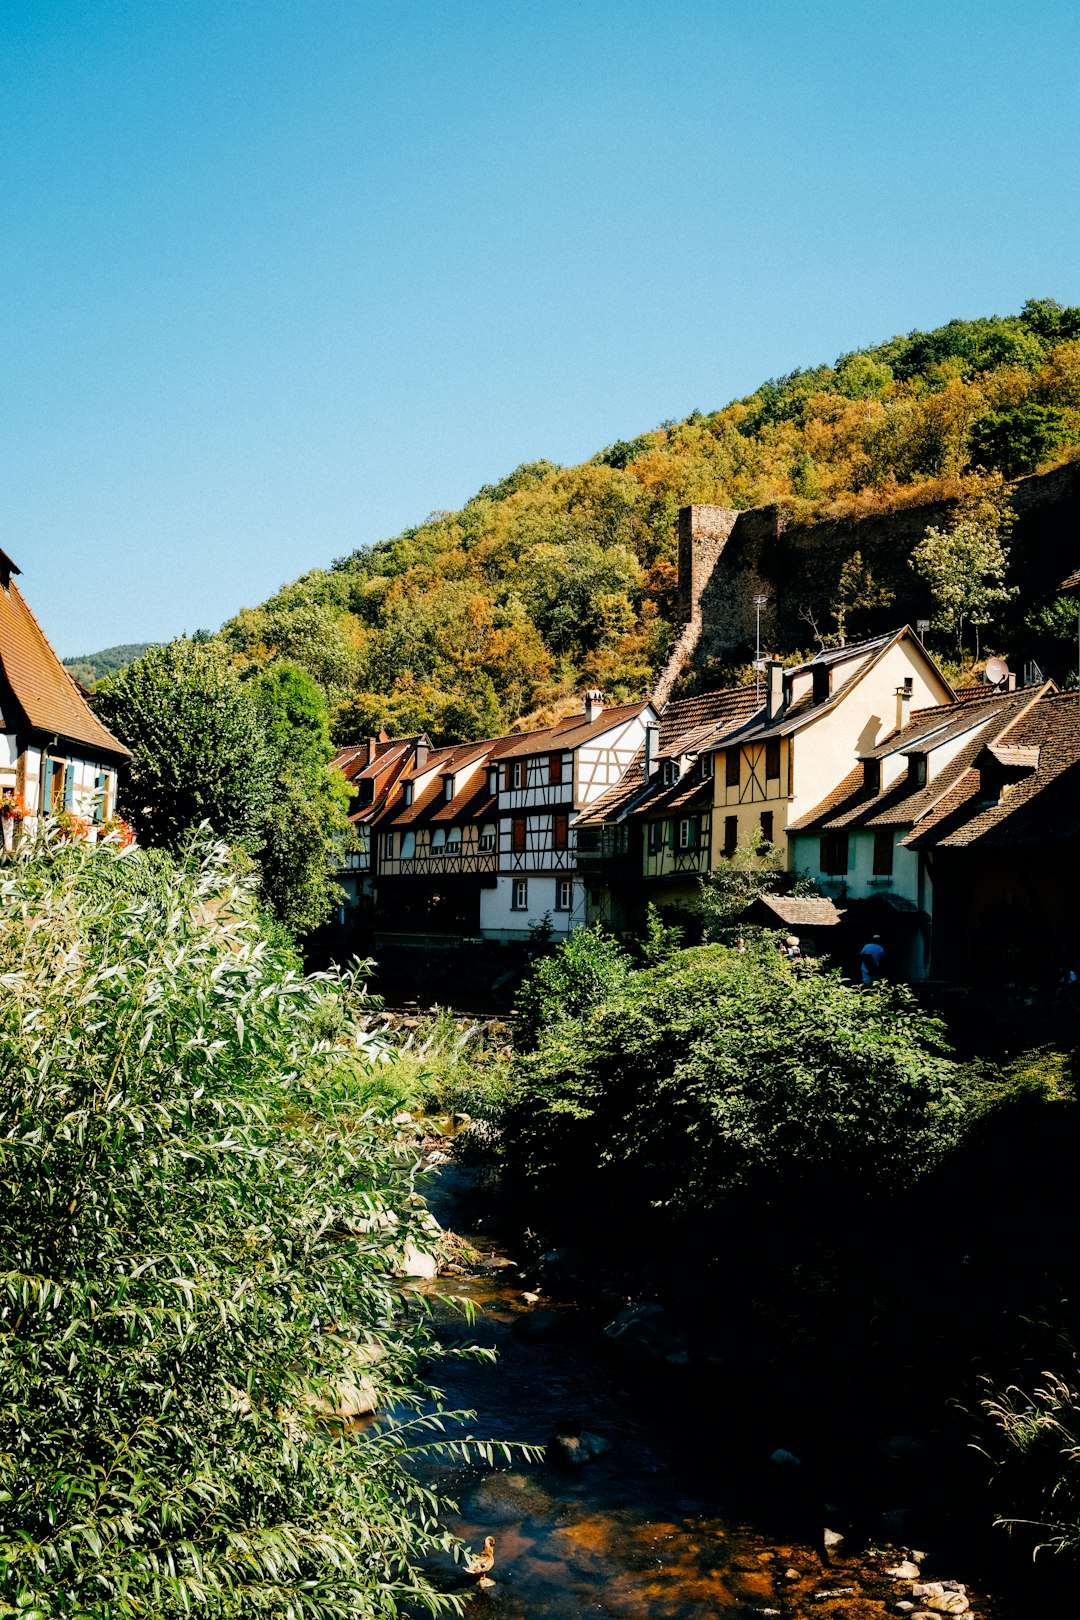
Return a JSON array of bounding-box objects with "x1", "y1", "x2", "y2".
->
[{"x1": 0, "y1": 833, "x2": 483, "y2": 1617}]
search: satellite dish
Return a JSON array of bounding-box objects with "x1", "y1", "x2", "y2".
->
[{"x1": 984, "y1": 656, "x2": 1009, "y2": 687}]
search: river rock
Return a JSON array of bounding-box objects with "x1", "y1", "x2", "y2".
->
[
  {"x1": 549, "y1": 1429, "x2": 610, "y2": 1468},
  {"x1": 769, "y1": 1448, "x2": 802, "y2": 1468},
  {"x1": 400, "y1": 1240, "x2": 438, "y2": 1279},
  {"x1": 602, "y1": 1301, "x2": 685, "y2": 1362},
  {"x1": 886, "y1": 1560, "x2": 922, "y2": 1580},
  {"x1": 304, "y1": 1376, "x2": 378, "y2": 1420},
  {"x1": 912, "y1": 1583, "x2": 968, "y2": 1615},
  {"x1": 823, "y1": 1526, "x2": 848, "y2": 1554}
]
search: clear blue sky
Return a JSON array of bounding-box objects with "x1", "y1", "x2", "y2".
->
[{"x1": 2, "y1": 0, "x2": 1078, "y2": 656}]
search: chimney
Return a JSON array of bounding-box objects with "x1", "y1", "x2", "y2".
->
[
  {"x1": 584, "y1": 689, "x2": 604, "y2": 725},
  {"x1": 365, "y1": 736, "x2": 379, "y2": 766},
  {"x1": 894, "y1": 677, "x2": 913, "y2": 733},
  {"x1": 414, "y1": 737, "x2": 429, "y2": 770},
  {"x1": 644, "y1": 722, "x2": 660, "y2": 777},
  {"x1": 765, "y1": 660, "x2": 785, "y2": 723}
]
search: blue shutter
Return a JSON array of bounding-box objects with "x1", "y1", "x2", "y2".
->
[{"x1": 63, "y1": 765, "x2": 74, "y2": 811}]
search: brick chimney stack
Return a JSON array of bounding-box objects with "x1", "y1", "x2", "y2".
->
[
  {"x1": 584, "y1": 689, "x2": 604, "y2": 725},
  {"x1": 765, "y1": 659, "x2": 785, "y2": 723}
]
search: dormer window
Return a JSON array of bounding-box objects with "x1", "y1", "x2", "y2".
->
[
  {"x1": 812, "y1": 665, "x2": 830, "y2": 704},
  {"x1": 402, "y1": 781, "x2": 414, "y2": 807},
  {"x1": 700, "y1": 753, "x2": 714, "y2": 779},
  {"x1": 864, "y1": 759, "x2": 881, "y2": 794},
  {"x1": 509, "y1": 760, "x2": 525, "y2": 790},
  {"x1": 356, "y1": 779, "x2": 375, "y2": 805},
  {"x1": 442, "y1": 774, "x2": 455, "y2": 803},
  {"x1": 487, "y1": 766, "x2": 498, "y2": 795},
  {"x1": 907, "y1": 755, "x2": 927, "y2": 788},
  {"x1": 662, "y1": 759, "x2": 681, "y2": 787}
]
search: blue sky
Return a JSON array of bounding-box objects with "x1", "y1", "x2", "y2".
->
[{"x1": 2, "y1": 1, "x2": 1078, "y2": 656}]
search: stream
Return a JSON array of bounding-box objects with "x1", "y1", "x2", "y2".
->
[{"x1": 398, "y1": 1128, "x2": 1025, "y2": 1620}]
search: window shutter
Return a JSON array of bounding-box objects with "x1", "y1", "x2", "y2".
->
[{"x1": 63, "y1": 766, "x2": 74, "y2": 811}]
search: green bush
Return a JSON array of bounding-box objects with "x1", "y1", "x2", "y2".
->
[
  {"x1": 514, "y1": 924, "x2": 633, "y2": 1049},
  {"x1": 508, "y1": 942, "x2": 962, "y2": 1228},
  {"x1": 0, "y1": 834, "x2": 474, "y2": 1618}
]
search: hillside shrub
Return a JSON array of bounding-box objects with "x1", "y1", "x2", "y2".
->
[{"x1": 0, "y1": 834, "x2": 475, "y2": 1618}]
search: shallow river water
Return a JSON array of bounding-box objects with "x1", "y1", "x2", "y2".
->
[{"x1": 402, "y1": 1151, "x2": 1023, "y2": 1620}]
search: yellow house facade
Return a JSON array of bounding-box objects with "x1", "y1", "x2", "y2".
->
[{"x1": 708, "y1": 630, "x2": 955, "y2": 865}]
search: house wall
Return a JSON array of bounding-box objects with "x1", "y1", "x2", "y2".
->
[
  {"x1": 709, "y1": 640, "x2": 952, "y2": 865},
  {"x1": 479, "y1": 873, "x2": 585, "y2": 941}
]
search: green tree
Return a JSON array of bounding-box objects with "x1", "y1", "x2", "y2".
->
[
  {"x1": 834, "y1": 548, "x2": 895, "y2": 642},
  {"x1": 514, "y1": 924, "x2": 633, "y2": 1049},
  {"x1": 0, "y1": 836, "x2": 475, "y2": 1618},
  {"x1": 910, "y1": 493, "x2": 1018, "y2": 661},
  {"x1": 509, "y1": 942, "x2": 961, "y2": 1222},
  {"x1": 969, "y1": 403, "x2": 1072, "y2": 478},
  {"x1": 95, "y1": 639, "x2": 274, "y2": 854},
  {"x1": 252, "y1": 662, "x2": 357, "y2": 934}
]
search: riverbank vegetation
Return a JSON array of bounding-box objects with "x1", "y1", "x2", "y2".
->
[
  {"x1": 0, "y1": 832, "x2": 484, "y2": 1618},
  {"x1": 493, "y1": 927, "x2": 1080, "y2": 1566}
]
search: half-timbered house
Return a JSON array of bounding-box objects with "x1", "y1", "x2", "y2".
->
[
  {"x1": 371, "y1": 736, "x2": 512, "y2": 936},
  {"x1": 787, "y1": 682, "x2": 1050, "y2": 978},
  {"x1": 482, "y1": 691, "x2": 656, "y2": 940},
  {"x1": 0, "y1": 548, "x2": 130, "y2": 840},
  {"x1": 575, "y1": 685, "x2": 758, "y2": 925},
  {"x1": 331, "y1": 733, "x2": 429, "y2": 920},
  {"x1": 705, "y1": 629, "x2": 954, "y2": 867}
]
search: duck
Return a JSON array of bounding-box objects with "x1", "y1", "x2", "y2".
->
[{"x1": 464, "y1": 1535, "x2": 496, "y2": 1587}]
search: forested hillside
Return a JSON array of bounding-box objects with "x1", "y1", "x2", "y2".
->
[
  {"x1": 217, "y1": 298, "x2": 1080, "y2": 742},
  {"x1": 64, "y1": 642, "x2": 154, "y2": 687}
]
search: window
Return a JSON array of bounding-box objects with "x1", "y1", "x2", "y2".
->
[
  {"x1": 93, "y1": 771, "x2": 107, "y2": 823},
  {"x1": 700, "y1": 752, "x2": 714, "y2": 779},
  {"x1": 487, "y1": 767, "x2": 499, "y2": 795},
  {"x1": 442, "y1": 774, "x2": 454, "y2": 802},
  {"x1": 549, "y1": 752, "x2": 563, "y2": 785},
  {"x1": 723, "y1": 815, "x2": 738, "y2": 856},
  {"x1": 445, "y1": 826, "x2": 461, "y2": 852},
  {"x1": 907, "y1": 755, "x2": 927, "y2": 788},
  {"x1": 677, "y1": 817, "x2": 696, "y2": 850},
  {"x1": 430, "y1": 828, "x2": 446, "y2": 855},
  {"x1": 662, "y1": 759, "x2": 681, "y2": 786},
  {"x1": 400, "y1": 830, "x2": 415, "y2": 859},
  {"x1": 479, "y1": 825, "x2": 496, "y2": 852},
  {"x1": 552, "y1": 811, "x2": 569, "y2": 850},
  {"x1": 647, "y1": 821, "x2": 662, "y2": 855},
  {"x1": 381, "y1": 832, "x2": 395, "y2": 860},
  {"x1": 356, "y1": 778, "x2": 375, "y2": 805},
  {"x1": 47, "y1": 758, "x2": 68, "y2": 813},
  {"x1": 555, "y1": 878, "x2": 572, "y2": 911},
  {"x1": 864, "y1": 759, "x2": 881, "y2": 794},
  {"x1": 510, "y1": 760, "x2": 525, "y2": 790},
  {"x1": 725, "y1": 749, "x2": 740, "y2": 788},
  {"x1": 820, "y1": 830, "x2": 849, "y2": 875},
  {"x1": 873, "y1": 828, "x2": 894, "y2": 875},
  {"x1": 511, "y1": 878, "x2": 528, "y2": 911},
  {"x1": 765, "y1": 739, "x2": 781, "y2": 781},
  {"x1": 402, "y1": 781, "x2": 413, "y2": 807},
  {"x1": 760, "y1": 810, "x2": 774, "y2": 844}
]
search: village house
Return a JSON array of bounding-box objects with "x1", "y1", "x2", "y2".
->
[
  {"x1": 902, "y1": 687, "x2": 1080, "y2": 983},
  {"x1": 481, "y1": 691, "x2": 656, "y2": 941},
  {"x1": 575, "y1": 684, "x2": 758, "y2": 927},
  {"x1": 787, "y1": 682, "x2": 1052, "y2": 978},
  {"x1": 577, "y1": 628, "x2": 955, "y2": 929},
  {"x1": 330, "y1": 733, "x2": 429, "y2": 921},
  {"x1": 0, "y1": 548, "x2": 130, "y2": 842},
  {"x1": 369, "y1": 734, "x2": 512, "y2": 938}
]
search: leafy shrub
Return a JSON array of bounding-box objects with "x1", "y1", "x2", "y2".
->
[
  {"x1": 0, "y1": 835, "x2": 473, "y2": 1618},
  {"x1": 508, "y1": 943, "x2": 962, "y2": 1229},
  {"x1": 514, "y1": 924, "x2": 633, "y2": 1049}
]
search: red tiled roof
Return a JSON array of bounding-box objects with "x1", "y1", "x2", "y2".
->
[
  {"x1": 0, "y1": 571, "x2": 130, "y2": 758},
  {"x1": 496, "y1": 700, "x2": 651, "y2": 759}
]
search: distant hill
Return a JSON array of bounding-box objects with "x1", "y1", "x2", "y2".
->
[
  {"x1": 214, "y1": 298, "x2": 1080, "y2": 743},
  {"x1": 63, "y1": 644, "x2": 155, "y2": 688}
]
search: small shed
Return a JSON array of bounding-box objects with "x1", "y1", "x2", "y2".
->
[{"x1": 739, "y1": 893, "x2": 846, "y2": 955}]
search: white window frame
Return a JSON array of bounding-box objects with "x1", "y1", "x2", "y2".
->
[
  {"x1": 511, "y1": 878, "x2": 528, "y2": 911},
  {"x1": 555, "y1": 877, "x2": 572, "y2": 911}
]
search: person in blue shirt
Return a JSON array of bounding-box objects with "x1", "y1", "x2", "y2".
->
[{"x1": 859, "y1": 935, "x2": 885, "y2": 986}]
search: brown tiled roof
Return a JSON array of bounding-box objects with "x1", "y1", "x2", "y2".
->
[
  {"x1": 496, "y1": 700, "x2": 651, "y2": 760},
  {"x1": 905, "y1": 691, "x2": 1080, "y2": 849},
  {"x1": 656, "y1": 685, "x2": 759, "y2": 750},
  {"x1": 745, "y1": 894, "x2": 846, "y2": 928},
  {"x1": 0, "y1": 572, "x2": 130, "y2": 758}
]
